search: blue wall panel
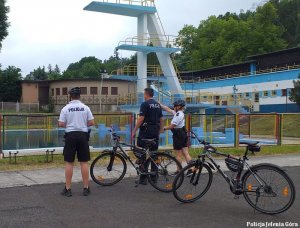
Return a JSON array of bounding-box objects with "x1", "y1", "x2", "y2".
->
[{"x1": 182, "y1": 69, "x2": 300, "y2": 90}]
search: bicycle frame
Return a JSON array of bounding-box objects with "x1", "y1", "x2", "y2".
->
[
  {"x1": 108, "y1": 129, "x2": 160, "y2": 176},
  {"x1": 191, "y1": 131, "x2": 264, "y2": 193}
]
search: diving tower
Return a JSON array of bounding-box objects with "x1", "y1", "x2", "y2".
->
[{"x1": 84, "y1": 0, "x2": 184, "y2": 104}]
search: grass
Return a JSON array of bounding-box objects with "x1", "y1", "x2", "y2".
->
[
  {"x1": 189, "y1": 144, "x2": 300, "y2": 157},
  {"x1": 1, "y1": 145, "x2": 300, "y2": 172}
]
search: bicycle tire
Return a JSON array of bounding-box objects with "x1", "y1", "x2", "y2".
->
[
  {"x1": 90, "y1": 150, "x2": 127, "y2": 186},
  {"x1": 242, "y1": 163, "x2": 295, "y2": 214},
  {"x1": 172, "y1": 162, "x2": 213, "y2": 203},
  {"x1": 146, "y1": 152, "x2": 182, "y2": 193}
]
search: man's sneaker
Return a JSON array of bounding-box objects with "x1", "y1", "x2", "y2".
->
[
  {"x1": 139, "y1": 178, "x2": 148, "y2": 185},
  {"x1": 150, "y1": 174, "x2": 158, "y2": 183},
  {"x1": 186, "y1": 169, "x2": 194, "y2": 177},
  {"x1": 83, "y1": 187, "x2": 91, "y2": 196},
  {"x1": 61, "y1": 187, "x2": 72, "y2": 197},
  {"x1": 171, "y1": 171, "x2": 180, "y2": 177}
]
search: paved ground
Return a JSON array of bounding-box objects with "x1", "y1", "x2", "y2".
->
[
  {"x1": 1, "y1": 154, "x2": 300, "y2": 189},
  {"x1": 0, "y1": 165, "x2": 299, "y2": 228}
]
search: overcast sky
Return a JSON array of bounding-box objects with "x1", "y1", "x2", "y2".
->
[{"x1": 0, "y1": 0, "x2": 263, "y2": 76}]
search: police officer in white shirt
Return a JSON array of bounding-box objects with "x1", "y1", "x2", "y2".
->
[
  {"x1": 58, "y1": 87, "x2": 95, "y2": 197},
  {"x1": 160, "y1": 100, "x2": 193, "y2": 176}
]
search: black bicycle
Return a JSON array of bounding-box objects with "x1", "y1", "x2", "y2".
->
[
  {"x1": 172, "y1": 131, "x2": 295, "y2": 214},
  {"x1": 90, "y1": 127, "x2": 182, "y2": 192}
]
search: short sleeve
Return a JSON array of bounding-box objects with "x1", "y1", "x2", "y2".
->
[
  {"x1": 171, "y1": 112, "x2": 184, "y2": 126},
  {"x1": 59, "y1": 108, "x2": 67, "y2": 123},
  {"x1": 87, "y1": 107, "x2": 94, "y2": 121},
  {"x1": 139, "y1": 102, "x2": 148, "y2": 116}
]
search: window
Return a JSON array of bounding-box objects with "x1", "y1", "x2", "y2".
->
[
  {"x1": 80, "y1": 87, "x2": 87, "y2": 95},
  {"x1": 282, "y1": 89, "x2": 287, "y2": 96},
  {"x1": 90, "y1": 87, "x2": 98, "y2": 95},
  {"x1": 245, "y1": 92, "x2": 250, "y2": 98},
  {"x1": 51, "y1": 89, "x2": 54, "y2": 96},
  {"x1": 56, "y1": 88, "x2": 60, "y2": 96},
  {"x1": 62, "y1": 87, "x2": 68, "y2": 95},
  {"x1": 254, "y1": 93, "x2": 259, "y2": 102},
  {"x1": 111, "y1": 87, "x2": 118, "y2": 95},
  {"x1": 101, "y1": 87, "x2": 108, "y2": 95},
  {"x1": 271, "y1": 90, "x2": 277, "y2": 97},
  {"x1": 263, "y1": 91, "x2": 268, "y2": 97}
]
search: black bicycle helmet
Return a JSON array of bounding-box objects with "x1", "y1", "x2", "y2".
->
[
  {"x1": 69, "y1": 87, "x2": 81, "y2": 95},
  {"x1": 173, "y1": 99, "x2": 186, "y2": 107}
]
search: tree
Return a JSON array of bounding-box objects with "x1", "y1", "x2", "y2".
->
[
  {"x1": 289, "y1": 75, "x2": 300, "y2": 105},
  {"x1": 0, "y1": 65, "x2": 22, "y2": 102},
  {"x1": 48, "y1": 64, "x2": 61, "y2": 80},
  {"x1": 63, "y1": 56, "x2": 103, "y2": 78},
  {"x1": 270, "y1": 0, "x2": 300, "y2": 47},
  {"x1": 31, "y1": 66, "x2": 48, "y2": 80},
  {"x1": 0, "y1": 0, "x2": 9, "y2": 51},
  {"x1": 175, "y1": 1, "x2": 287, "y2": 71}
]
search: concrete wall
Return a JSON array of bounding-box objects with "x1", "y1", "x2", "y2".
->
[
  {"x1": 49, "y1": 80, "x2": 136, "y2": 97},
  {"x1": 21, "y1": 82, "x2": 39, "y2": 103}
]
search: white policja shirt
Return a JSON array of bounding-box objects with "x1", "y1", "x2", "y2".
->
[
  {"x1": 171, "y1": 110, "x2": 185, "y2": 128},
  {"x1": 59, "y1": 100, "x2": 94, "y2": 133}
]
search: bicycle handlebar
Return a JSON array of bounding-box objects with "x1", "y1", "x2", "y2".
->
[
  {"x1": 190, "y1": 130, "x2": 217, "y2": 152},
  {"x1": 108, "y1": 126, "x2": 140, "y2": 149}
]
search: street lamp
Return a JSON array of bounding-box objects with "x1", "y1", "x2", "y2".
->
[{"x1": 233, "y1": 84, "x2": 238, "y2": 105}]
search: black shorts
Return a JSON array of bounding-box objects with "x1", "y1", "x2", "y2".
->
[
  {"x1": 172, "y1": 127, "x2": 188, "y2": 150},
  {"x1": 63, "y1": 131, "x2": 90, "y2": 162}
]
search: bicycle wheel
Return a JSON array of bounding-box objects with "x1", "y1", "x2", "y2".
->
[
  {"x1": 242, "y1": 164, "x2": 295, "y2": 214},
  {"x1": 90, "y1": 150, "x2": 127, "y2": 186},
  {"x1": 172, "y1": 162, "x2": 213, "y2": 203},
  {"x1": 146, "y1": 152, "x2": 182, "y2": 193}
]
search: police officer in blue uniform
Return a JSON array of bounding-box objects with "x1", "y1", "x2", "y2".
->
[{"x1": 132, "y1": 88, "x2": 163, "y2": 184}]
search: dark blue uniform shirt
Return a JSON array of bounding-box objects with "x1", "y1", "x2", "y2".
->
[
  {"x1": 137, "y1": 99, "x2": 162, "y2": 150},
  {"x1": 139, "y1": 99, "x2": 163, "y2": 126}
]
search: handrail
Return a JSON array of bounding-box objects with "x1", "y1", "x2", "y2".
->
[
  {"x1": 118, "y1": 33, "x2": 182, "y2": 48},
  {"x1": 110, "y1": 64, "x2": 163, "y2": 76},
  {"x1": 101, "y1": 0, "x2": 155, "y2": 7},
  {"x1": 182, "y1": 64, "x2": 300, "y2": 83}
]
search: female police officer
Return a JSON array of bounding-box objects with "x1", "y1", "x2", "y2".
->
[
  {"x1": 58, "y1": 87, "x2": 95, "y2": 197},
  {"x1": 160, "y1": 100, "x2": 192, "y2": 176}
]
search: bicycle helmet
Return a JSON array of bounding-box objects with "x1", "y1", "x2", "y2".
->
[
  {"x1": 173, "y1": 99, "x2": 186, "y2": 107},
  {"x1": 69, "y1": 87, "x2": 81, "y2": 95}
]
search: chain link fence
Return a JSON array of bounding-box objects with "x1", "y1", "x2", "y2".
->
[{"x1": 0, "y1": 102, "x2": 40, "y2": 113}]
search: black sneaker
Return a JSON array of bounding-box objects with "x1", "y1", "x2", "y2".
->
[
  {"x1": 150, "y1": 174, "x2": 158, "y2": 183},
  {"x1": 171, "y1": 171, "x2": 180, "y2": 176},
  {"x1": 61, "y1": 187, "x2": 72, "y2": 197},
  {"x1": 83, "y1": 187, "x2": 91, "y2": 196},
  {"x1": 186, "y1": 169, "x2": 194, "y2": 177},
  {"x1": 139, "y1": 178, "x2": 148, "y2": 185}
]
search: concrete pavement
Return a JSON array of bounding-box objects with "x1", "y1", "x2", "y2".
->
[
  {"x1": 1, "y1": 154, "x2": 300, "y2": 189},
  {"x1": 0, "y1": 166, "x2": 299, "y2": 228}
]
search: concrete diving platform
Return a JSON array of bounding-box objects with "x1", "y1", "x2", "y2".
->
[
  {"x1": 83, "y1": 1, "x2": 157, "y2": 17},
  {"x1": 116, "y1": 44, "x2": 181, "y2": 54}
]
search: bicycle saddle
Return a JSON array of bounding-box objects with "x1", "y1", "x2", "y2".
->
[
  {"x1": 240, "y1": 141, "x2": 260, "y2": 152},
  {"x1": 239, "y1": 141, "x2": 259, "y2": 146}
]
